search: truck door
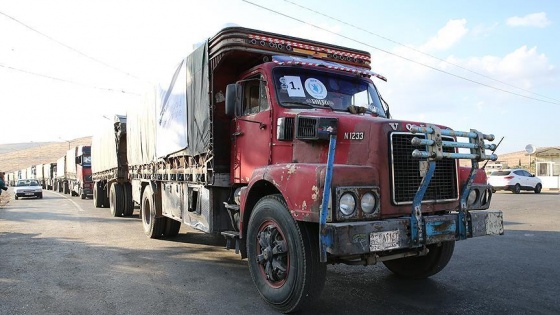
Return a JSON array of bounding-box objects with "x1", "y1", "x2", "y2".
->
[{"x1": 232, "y1": 75, "x2": 272, "y2": 183}]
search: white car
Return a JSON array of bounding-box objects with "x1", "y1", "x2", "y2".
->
[
  {"x1": 14, "y1": 179, "x2": 43, "y2": 199},
  {"x1": 487, "y1": 169, "x2": 542, "y2": 194}
]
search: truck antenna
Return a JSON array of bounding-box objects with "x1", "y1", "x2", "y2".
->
[{"x1": 481, "y1": 136, "x2": 504, "y2": 170}]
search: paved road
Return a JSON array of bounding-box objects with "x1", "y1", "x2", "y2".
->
[{"x1": 1, "y1": 189, "x2": 559, "y2": 314}]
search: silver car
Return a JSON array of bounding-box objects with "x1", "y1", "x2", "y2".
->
[
  {"x1": 487, "y1": 169, "x2": 542, "y2": 194},
  {"x1": 14, "y1": 179, "x2": 43, "y2": 199}
]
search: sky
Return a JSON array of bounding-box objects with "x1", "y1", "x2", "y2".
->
[{"x1": 0, "y1": 0, "x2": 558, "y2": 154}]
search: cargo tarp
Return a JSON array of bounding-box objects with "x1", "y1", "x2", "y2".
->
[{"x1": 128, "y1": 41, "x2": 210, "y2": 165}]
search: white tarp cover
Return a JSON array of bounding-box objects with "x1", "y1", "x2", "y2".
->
[
  {"x1": 65, "y1": 148, "x2": 77, "y2": 176},
  {"x1": 127, "y1": 41, "x2": 210, "y2": 166},
  {"x1": 91, "y1": 116, "x2": 122, "y2": 173}
]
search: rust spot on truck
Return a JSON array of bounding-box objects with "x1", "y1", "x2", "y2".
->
[{"x1": 311, "y1": 185, "x2": 319, "y2": 201}]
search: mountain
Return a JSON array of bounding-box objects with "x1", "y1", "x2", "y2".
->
[{"x1": 0, "y1": 137, "x2": 92, "y2": 173}]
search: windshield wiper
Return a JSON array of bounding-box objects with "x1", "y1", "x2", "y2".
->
[{"x1": 282, "y1": 102, "x2": 314, "y2": 108}]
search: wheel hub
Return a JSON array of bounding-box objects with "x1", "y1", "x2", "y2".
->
[{"x1": 256, "y1": 224, "x2": 288, "y2": 284}]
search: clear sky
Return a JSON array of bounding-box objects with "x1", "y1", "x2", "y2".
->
[{"x1": 0, "y1": 0, "x2": 557, "y2": 154}]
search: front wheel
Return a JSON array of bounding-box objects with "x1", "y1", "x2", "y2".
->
[
  {"x1": 383, "y1": 241, "x2": 455, "y2": 279},
  {"x1": 247, "y1": 195, "x2": 326, "y2": 313},
  {"x1": 534, "y1": 183, "x2": 542, "y2": 194}
]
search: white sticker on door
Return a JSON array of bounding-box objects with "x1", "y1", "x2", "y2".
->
[
  {"x1": 283, "y1": 76, "x2": 306, "y2": 97},
  {"x1": 304, "y1": 78, "x2": 327, "y2": 99}
]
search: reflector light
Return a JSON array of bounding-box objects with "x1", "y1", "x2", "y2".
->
[
  {"x1": 504, "y1": 176, "x2": 514, "y2": 180},
  {"x1": 272, "y1": 55, "x2": 387, "y2": 81}
]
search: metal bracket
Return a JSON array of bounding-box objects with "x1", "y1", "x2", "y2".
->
[{"x1": 410, "y1": 125, "x2": 497, "y2": 243}]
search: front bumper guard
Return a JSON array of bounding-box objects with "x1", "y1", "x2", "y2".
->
[{"x1": 324, "y1": 209, "x2": 503, "y2": 256}]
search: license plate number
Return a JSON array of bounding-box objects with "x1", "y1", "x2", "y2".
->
[
  {"x1": 25, "y1": 193, "x2": 34, "y2": 195},
  {"x1": 370, "y1": 230, "x2": 400, "y2": 251}
]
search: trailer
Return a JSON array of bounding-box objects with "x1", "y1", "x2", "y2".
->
[
  {"x1": 91, "y1": 115, "x2": 133, "y2": 215},
  {"x1": 124, "y1": 26, "x2": 503, "y2": 312},
  {"x1": 43, "y1": 163, "x2": 56, "y2": 190}
]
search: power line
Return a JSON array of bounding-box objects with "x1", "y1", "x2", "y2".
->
[
  {"x1": 0, "y1": 63, "x2": 140, "y2": 95},
  {"x1": 0, "y1": 10, "x2": 146, "y2": 82},
  {"x1": 242, "y1": 0, "x2": 560, "y2": 106},
  {"x1": 283, "y1": 0, "x2": 560, "y2": 104}
]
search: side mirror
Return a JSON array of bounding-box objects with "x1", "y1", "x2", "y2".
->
[{"x1": 225, "y1": 83, "x2": 242, "y2": 117}]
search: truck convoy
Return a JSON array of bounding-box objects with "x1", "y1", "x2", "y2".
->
[
  {"x1": 55, "y1": 146, "x2": 93, "y2": 199},
  {"x1": 90, "y1": 26, "x2": 504, "y2": 312}
]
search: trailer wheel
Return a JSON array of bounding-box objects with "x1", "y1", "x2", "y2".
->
[
  {"x1": 247, "y1": 195, "x2": 326, "y2": 313},
  {"x1": 123, "y1": 183, "x2": 134, "y2": 216},
  {"x1": 109, "y1": 183, "x2": 125, "y2": 217},
  {"x1": 93, "y1": 185, "x2": 99, "y2": 207},
  {"x1": 141, "y1": 186, "x2": 165, "y2": 238},
  {"x1": 164, "y1": 218, "x2": 181, "y2": 237},
  {"x1": 383, "y1": 241, "x2": 455, "y2": 279}
]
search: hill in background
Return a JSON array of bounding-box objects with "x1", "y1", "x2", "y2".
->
[{"x1": 0, "y1": 137, "x2": 92, "y2": 173}]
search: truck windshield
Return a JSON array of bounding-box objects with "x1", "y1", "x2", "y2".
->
[
  {"x1": 83, "y1": 156, "x2": 91, "y2": 166},
  {"x1": 273, "y1": 68, "x2": 386, "y2": 117}
]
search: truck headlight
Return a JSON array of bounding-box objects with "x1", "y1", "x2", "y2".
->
[
  {"x1": 339, "y1": 193, "x2": 356, "y2": 216},
  {"x1": 361, "y1": 192, "x2": 377, "y2": 214},
  {"x1": 467, "y1": 189, "x2": 478, "y2": 207}
]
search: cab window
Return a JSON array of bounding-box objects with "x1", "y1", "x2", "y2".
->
[{"x1": 243, "y1": 76, "x2": 269, "y2": 115}]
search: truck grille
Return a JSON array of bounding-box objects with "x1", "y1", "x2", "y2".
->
[
  {"x1": 390, "y1": 133, "x2": 458, "y2": 204},
  {"x1": 296, "y1": 117, "x2": 318, "y2": 139}
]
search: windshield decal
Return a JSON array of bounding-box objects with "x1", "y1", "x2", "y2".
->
[
  {"x1": 281, "y1": 76, "x2": 306, "y2": 97},
  {"x1": 304, "y1": 78, "x2": 327, "y2": 99}
]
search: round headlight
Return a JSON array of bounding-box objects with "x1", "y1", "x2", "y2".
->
[
  {"x1": 361, "y1": 192, "x2": 377, "y2": 214},
  {"x1": 467, "y1": 189, "x2": 478, "y2": 206},
  {"x1": 339, "y1": 193, "x2": 356, "y2": 216}
]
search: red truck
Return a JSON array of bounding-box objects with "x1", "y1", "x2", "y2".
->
[
  {"x1": 115, "y1": 27, "x2": 503, "y2": 312},
  {"x1": 55, "y1": 145, "x2": 93, "y2": 199}
]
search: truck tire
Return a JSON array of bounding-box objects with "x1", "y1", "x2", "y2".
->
[
  {"x1": 93, "y1": 183, "x2": 104, "y2": 208},
  {"x1": 141, "y1": 186, "x2": 165, "y2": 238},
  {"x1": 109, "y1": 183, "x2": 125, "y2": 217},
  {"x1": 80, "y1": 188, "x2": 86, "y2": 199},
  {"x1": 383, "y1": 241, "x2": 455, "y2": 279},
  {"x1": 63, "y1": 182, "x2": 69, "y2": 195},
  {"x1": 247, "y1": 195, "x2": 326, "y2": 313},
  {"x1": 164, "y1": 218, "x2": 181, "y2": 237},
  {"x1": 123, "y1": 182, "x2": 134, "y2": 216}
]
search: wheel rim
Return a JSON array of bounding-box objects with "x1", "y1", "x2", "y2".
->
[{"x1": 255, "y1": 220, "x2": 289, "y2": 288}]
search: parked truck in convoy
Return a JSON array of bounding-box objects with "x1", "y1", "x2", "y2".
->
[
  {"x1": 115, "y1": 27, "x2": 503, "y2": 312},
  {"x1": 91, "y1": 115, "x2": 133, "y2": 216},
  {"x1": 35, "y1": 164, "x2": 45, "y2": 189},
  {"x1": 55, "y1": 146, "x2": 93, "y2": 198},
  {"x1": 43, "y1": 163, "x2": 56, "y2": 190}
]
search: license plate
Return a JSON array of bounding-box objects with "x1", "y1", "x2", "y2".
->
[
  {"x1": 370, "y1": 230, "x2": 400, "y2": 251},
  {"x1": 25, "y1": 193, "x2": 34, "y2": 196}
]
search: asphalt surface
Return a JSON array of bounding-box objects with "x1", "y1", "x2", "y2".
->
[{"x1": 1, "y1": 189, "x2": 559, "y2": 314}]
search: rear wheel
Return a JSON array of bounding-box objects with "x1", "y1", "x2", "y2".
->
[
  {"x1": 534, "y1": 183, "x2": 542, "y2": 194},
  {"x1": 123, "y1": 182, "x2": 134, "y2": 216},
  {"x1": 93, "y1": 182, "x2": 104, "y2": 208},
  {"x1": 15, "y1": 195, "x2": 18, "y2": 200},
  {"x1": 164, "y1": 218, "x2": 181, "y2": 237},
  {"x1": 383, "y1": 241, "x2": 455, "y2": 279},
  {"x1": 109, "y1": 184, "x2": 125, "y2": 217},
  {"x1": 247, "y1": 195, "x2": 326, "y2": 313},
  {"x1": 141, "y1": 186, "x2": 165, "y2": 238},
  {"x1": 512, "y1": 184, "x2": 521, "y2": 194}
]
